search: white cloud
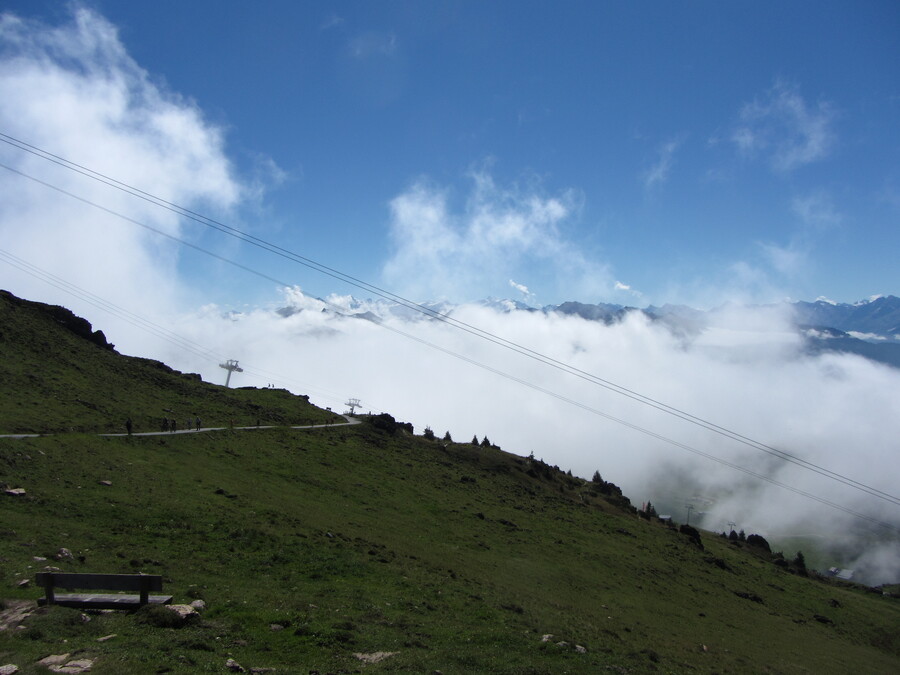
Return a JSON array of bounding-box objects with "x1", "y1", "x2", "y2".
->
[
  {"x1": 642, "y1": 138, "x2": 681, "y2": 189},
  {"x1": 348, "y1": 31, "x2": 397, "y2": 59},
  {"x1": 791, "y1": 190, "x2": 842, "y2": 229},
  {"x1": 508, "y1": 279, "x2": 532, "y2": 300},
  {"x1": 758, "y1": 241, "x2": 809, "y2": 280},
  {"x1": 381, "y1": 170, "x2": 612, "y2": 301},
  {"x1": 732, "y1": 81, "x2": 835, "y2": 172},
  {"x1": 320, "y1": 13, "x2": 344, "y2": 31},
  {"x1": 0, "y1": 5, "x2": 250, "y2": 333}
]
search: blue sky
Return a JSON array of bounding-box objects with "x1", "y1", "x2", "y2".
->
[{"x1": 1, "y1": 1, "x2": 898, "y2": 308}]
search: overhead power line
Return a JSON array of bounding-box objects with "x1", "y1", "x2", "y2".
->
[
  {"x1": 3, "y1": 132, "x2": 896, "y2": 507},
  {"x1": 1, "y1": 133, "x2": 898, "y2": 531}
]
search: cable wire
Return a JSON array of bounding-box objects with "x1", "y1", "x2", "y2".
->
[
  {"x1": 3, "y1": 130, "x2": 896, "y2": 507},
  {"x1": 2, "y1": 136, "x2": 898, "y2": 530}
]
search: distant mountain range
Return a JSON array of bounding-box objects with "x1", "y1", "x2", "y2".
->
[{"x1": 278, "y1": 294, "x2": 900, "y2": 369}]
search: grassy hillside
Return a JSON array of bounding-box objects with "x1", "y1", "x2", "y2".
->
[
  {"x1": 0, "y1": 290, "x2": 342, "y2": 434},
  {"x1": 1, "y1": 291, "x2": 898, "y2": 674}
]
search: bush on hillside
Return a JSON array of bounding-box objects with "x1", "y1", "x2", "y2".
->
[
  {"x1": 746, "y1": 533, "x2": 771, "y2": 552},
  {"x1": 679, "y1": 524, "x2": 704, "y2": 550},
  {"x1": 367, "y1": 413, "x2": 413, "y2": 435}
]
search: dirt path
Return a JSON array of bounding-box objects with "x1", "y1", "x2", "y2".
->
[{"x1": 0, "y1": 415, "x2": 361, "y2": 439}]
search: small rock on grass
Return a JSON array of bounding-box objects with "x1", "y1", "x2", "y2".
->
[
  {"x1": 353, "y1": 652, "x2": 399, "y2": 664},
  {"x1": 225, "y1": 658, "x2": 245, "y2": 673},
  {"x1": 165, "y1": 605, "x2": 198, "y2": 621},
  {"x1": 0, "y1": 664, "x2": 19, "y2": 675},
  {"x1": 48, "y1": 659, "x2": 93, "y2": 673},
  {"x1": 36, "y1": 655, "x2": 70, "y2": 667}
]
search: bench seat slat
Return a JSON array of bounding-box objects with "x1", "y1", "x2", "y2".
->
[{"x1": 37, "y1": 593, "x2": 173, "y2": 610}]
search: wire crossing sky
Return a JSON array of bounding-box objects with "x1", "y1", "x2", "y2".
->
[
  {"x1": 1, "y1": 144, "x2": 898, "y2": 533},
  {"x1": 2, "y1": 136, "x2": 899, "y2": 524}
]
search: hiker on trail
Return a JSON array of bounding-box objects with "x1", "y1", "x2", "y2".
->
[
  {"x1": 171, "y1": 419, "x2": 177, "y2": 433},
  {"x1": 125, "y1": 418, "x2": 132, "y2": 436},
  {"x1": 186, "y1": 418, "x2": 192, "y2": 432},
  {"x1": 162, "y1": 418, "x2": 169, "y2": 432},
  {"x1": 195, "y1": 416, "x2": 201, "y2": 431}
]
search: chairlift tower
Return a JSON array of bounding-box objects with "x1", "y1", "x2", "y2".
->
[
  {"x1": 219, "y1": 359, "x2": 243, "y2": 387},
  {"x1": 345, "y1": 398, "x2": 361, "y2": 415},
  {"x1": 685, "y1": 503, "x2": 695, "y2": 526}
]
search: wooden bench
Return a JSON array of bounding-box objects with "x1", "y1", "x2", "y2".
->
[{"x1": 35, "y1": 572, "x2": 172, "y2": 610}]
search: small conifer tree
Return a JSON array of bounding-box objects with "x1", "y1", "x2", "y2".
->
[
  {"x1": 794, "y1": 550, "x2": 807, "y2": 575},
  {"x1": 423, "y1": 426, "x2": 435, "y2": 440},
  {"x1": 471, "y1": 435, "x2": 479, "y2": 445},
  {"x1": 443, "y1": 430, "x2": 452, "y2": 442}
]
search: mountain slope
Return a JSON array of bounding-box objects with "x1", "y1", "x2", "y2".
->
[
  {"x1": 1, "y1": 291, "x2": 898, "y2": 673},
  {"x1": 0, "y1": 290, "x2": 341, "y2": 434}
]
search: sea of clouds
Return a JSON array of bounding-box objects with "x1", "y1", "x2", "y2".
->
[{"x1": 1, "y1": 6, "x2": 898, "y2": 584}]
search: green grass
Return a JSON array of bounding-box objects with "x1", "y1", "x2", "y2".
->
[
  {"x1": 1, "y1": 290, "x2": 899, "y2": 673},
  {"x1": 2, "y1": 426, "x2": 898, "y2": 673},
  {"x1": 0, "y1": 290, "x2": 342, "y2": 434}
]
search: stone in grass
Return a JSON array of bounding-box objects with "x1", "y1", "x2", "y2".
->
[
  {"x1": 49, "y1": 659, "x2": 93, "y2": 673},
  {"x1": 55, "y1": 548, "x2": 75, "y2": 562},
  {"x1": 225, "y1": 659, "x2": 245, "y2": 672},
  {"x1": 353, "y1": 652, "x2": 399, "y2": 664},
  {"x1": 36, "y1": 655, "x2": 70, "y2": 667},
  {"x1": 0, "y1": 664, "x2": 18, "y2": 675},
  {"x1": 165, "y1": 605, "x2": 199, "y2": 622}
]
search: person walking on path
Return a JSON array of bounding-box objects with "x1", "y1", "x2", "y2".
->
[
  {"x1": 162, "y1": 418, "x2": 169, "y2": 432},
  {"x1": 171, "y1": 419, "x2": 177, "y2": 433},
  {"x1": 125, "y1": 418, "x2": 133, "y2": 436},
  {"x1": 195, "y1": 416, "x2": 201, "y2": 431}
]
